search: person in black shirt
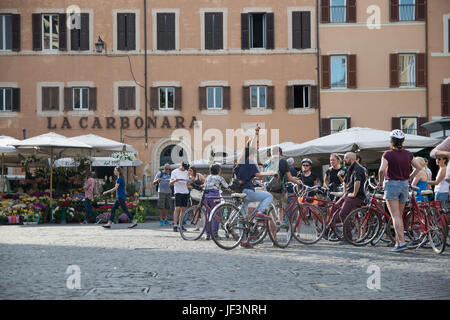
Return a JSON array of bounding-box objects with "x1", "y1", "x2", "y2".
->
[
  {"x1": 338, "y1": 152, "x2": 367, "y2": 241},
  {"x1": 297, "y1": 158, "x2": 319, "y2": 187},
  {"x1": 324, "y1": 153, "x2": 344, "y2": 192}
]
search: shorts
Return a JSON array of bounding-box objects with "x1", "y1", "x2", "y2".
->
[
  {"x1": 384, "y1": 180, "x2": 409, "y2": 203},
  {"x1": 270, "y1": 192, "x2": 286, "y2": 209},
  {"x1": 157, "y1": 193, "x2": 172, "y2": 209},
  {"x1": 175, "y1": 193, "x2": 190, "y2": 207}
]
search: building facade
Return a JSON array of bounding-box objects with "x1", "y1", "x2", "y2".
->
[{"x1": 0, "y1": 0, "x2": 449, "y2": 193}]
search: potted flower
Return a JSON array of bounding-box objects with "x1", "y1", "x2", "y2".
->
[{"x1": 0, "y1": 213, "x2": 8, "y2": 225}]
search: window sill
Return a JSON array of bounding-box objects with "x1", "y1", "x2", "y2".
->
[
  {"x1": 153, "y1": 110, "x2": 181, "y2": 116},
  {"x1": 431, "y1": 52, "x2": 450, "y2": 57},
  {"x1": 201, "y1": 109, "x2": 229, "y2": 116},
  {"x1": 0, "y1": 111, "x2": 19, "y2": 118},
  {"x1": 115, "y1": 109, "x2": 139, "y2": 117},
  {"x1": 67, "y1": 110, "x2": 94, "y2": 116},
  {"x1": 288, "y1": 108, "x2": 316, "y2": 115},
  {"x1": 244, "y1": 109, "x2": 273, "y2": 115},
  {"x1": 38, "y1": 110, "x2": 63, "y2": 117}
]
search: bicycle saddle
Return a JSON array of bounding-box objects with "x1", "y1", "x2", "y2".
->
[
  {"x1": 231, "y1": 193, "x2": 247, "y2": 199},
  {"x1": 420, "y1": 190, "x2": 433, "y2": 196},
  {"x1": 330, "y1": 192, "x2": 344, "y2": 197}
]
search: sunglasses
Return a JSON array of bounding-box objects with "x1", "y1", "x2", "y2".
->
[
  {"x1": 302, "y1": 164, "x2": 311, "y2": 167},
  {"x1": 437, "y1": 158, "x2": 444, "y2": 161}
]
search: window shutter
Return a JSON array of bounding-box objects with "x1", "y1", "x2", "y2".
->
[
  {"x1": 390, "y1": 54, "x2": 399, "y2": 88},
  {"x1": 442, "y1": 84, "x2": 450, "y2": 117},
  {"x1": 64, "y1": 87, "x2": 72, "y2": 111},
  {"x1": 391, "y1": 117, "x2": 401, "y2": 130},
  {"x1": 128, "y1": 87, "x2": 136, "y2": 110},
  {"x1": 347, "y1": 0, "x2": 357, "y2": 23},
  {"x1": 292, "y1": 12, "x2": 302, "y2": 49},
  {"x1": 156, "y1": 13, "x2": 164, "y2": 50},
  {"x1": 126, "y1": 13, "x2": 136, "y2": 50},
  {"x1": 416, "y1": 53, "x2": 426, "y2": 87},
  {"x1": 286, "y1": 86, "x2": 294, "y2": 109},
  {"x1": 321, "y1": 118, "x2": 331, "y2": 136},
  {"x1": 321, "y1": 0, "x2": 330, "y2": 24},
  {"x1": 89, "y1": 87, "x2": 97, "y2": 111},
  {"x1": 167, "y1": 13, "x2": 176, "y2": 50},
  {"x1": 415, "y1": 0, "x2": 426, "y2": 22},
  {"x1": 266, "y1": 13, "x2": 274, "y2": 50},
  {"x1": 242, "y1": 86, "x2": 250, "y2": 109},
  {"x1": 241, "y1": 13, "x2": 249, "y2": 50},
  {"x1": 199, "y1": 87, "x2": 207, "y2": 110},
  {"x1": 417, "y1": 117, "x2": 428, "y2": 136},
  {"x1": 214, "y1": 13, "x2": 223, "y2": 50},
  {"x1": 59, "y1": 14, "x2": 67, "y2": 51},
  {"x1": 310, "y1": 86, "x2": 318, "y2": 108},
  {"x1": 117, "y1": 13, "x2": 126, "y2": 50},
  {"x1": 12, "y1": 14, "x2": 21, "y2": 52},
  {"x1": 390, "y1": 0, "x2": 399, "y2": 22},
  {"x1": 205, "y1": 13, "x2": 213, "y2": 50},
  {"x1": 321, "y1": 56, "x2": 331, "y2": 89},
  {"x1": 267, "y1": 86, "x2": 275, "y2": 109},
  {"x1": 175, "y1": 87, "x2": 182, "y2": 110},
  {"x1": 346, "y1": 117, "x2": 351, "y2": 129},
  {"x1": 71, "y1": 19, "x2": 80, "y2": 50},
  {"x1": 150, "y1": 87, "x2": 158, "y2": 110},
  {"x1": 223, "y1": 86, "x2": 231, "y2": 110},
  {"x1": 51, "y1": 87, "x2": 59, "y2": 110},
  {"x1": 12, "y1": 88, "x2": 20, "y2": 112},
  {"x1": 301, "y1": 12, "x2": 311, "y2": 49},
  {"x1": 42, "y1": 87, "x2": 49, "y2": 110},
  {"x1": 80, "y1": 13, "x2": 90, "y2": 51},
  {"x1": 347, "y1": 54, "x2": 357, "y2": 89},
  {"x1": 119, "y1": 87, "x2": 126, "y2": 110},
  {"x1": 32, "y1": 13, "x2": 42, "y2": 51}
]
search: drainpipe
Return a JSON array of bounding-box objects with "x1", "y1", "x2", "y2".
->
[
  {"x1": 425, "y1": 2, "x2": 429, "y2": 124},
  {"x1": 316, "y1": 0, "x2": 322, "y2": 137},
  {"x1": 144, "y1": 0, "x2": 149, "y2": 148}
]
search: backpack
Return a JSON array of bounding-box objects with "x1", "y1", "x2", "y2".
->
[{"x1": 264, "y1": 158, "x2": 283, "y2": 193}]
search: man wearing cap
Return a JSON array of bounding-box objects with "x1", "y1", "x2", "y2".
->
[{"x1": 170, "y1": 161, "x2": 191, "y2": 232}]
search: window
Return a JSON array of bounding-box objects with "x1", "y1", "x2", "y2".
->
[
  {"x1": 118, "y1": 87, "x2": 136, "y2": 110},
  {"x1": 42, "y1": 87, "x2": 59, "y2": 111},
  {"x1": 331, "y1": 56, "x2": 347, "y2": 88},
  {"x1": 250, "y1": 13, "x2": 266, "y2": 49},
  {"x1": 401, "y1": 118, "x2": 417, "y2": 135},
  {"x1": 250, "y1": 86, "x2": 266, "y2": 108},
  {"x1": 0, "y1": 15, "x2": 12, "y2": 51},
  {"x1": 157, "y1": 13, "x2": 175, "y2": 50},
  {"x1": 331, "y1": 118, "x2": 347, "y2": 133},
  {"x1": 205, "y1": 13, "x2": 223, "y2": 50},
  {"x1": 292, "y1": 11, "x2": 311, "y2": 49},
  {"x1": 293, "y1": 86, "x2": 310, "y2": 108},
  {"x1": 117, "y1": 13, "x2": 136, "y2": 51},
  {"x1": 399, "y1": 54, "x2": 416, "y2": 87},
  {"x1": 42, "y1": 14, "x2": 59, "y2": 50},
  {"x1": 207, "y1": 87, "x2": 223, "y2": 109},
  {"x1": 73, "y1": 88, "x2": 89, "y2": 110},
  {"x1": 0, "y1": 88, "x2": 12, "y2": 111},
  {"x1": 399, "y1": 0, "x2": 415, "y2": 21},
  {"x1": 330, "y1": 0, "x2": 346, "y2": 23},
  {"x1": 159, "y1": 87, "x2": 175, "y2": 109},
  {"x1": 70, "y1": 13, "x2": 89, "y2": 51}
]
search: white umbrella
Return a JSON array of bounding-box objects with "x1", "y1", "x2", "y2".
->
[
  {"x1": 283, "y1": 127, "x2": 442, "y2": 157},
  {"x1": 54, "y1": 157, "x2": 142, "y2": 168},
  {"x1": 12, "y1": 132, "x2": 92, "y2": 199},
  {"x1": 0, "y1": 136, "x2": 20, "y2": 192},
  {"x1": 68, "y1": 134, "x2": 138, "y2": 156}
]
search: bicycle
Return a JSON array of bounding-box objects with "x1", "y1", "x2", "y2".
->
[
  {"x1": 208, "y1": 192, "x2": 291, "y2": 250},
  {"x1": 385, "y1": 185, "x2": 447, "y2": 254}
]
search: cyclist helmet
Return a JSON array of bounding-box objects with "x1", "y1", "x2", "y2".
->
[
  {"x1": 390, "y1": 129, "x2": 405, "y2": 140},
  {"x1": 301, "y1": 158, "x2": 313, "y2": 165}
]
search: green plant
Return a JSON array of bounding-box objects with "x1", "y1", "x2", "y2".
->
[
  {"x1": 126, "y1": 183, "x2": 137, "y2": 197},
  {"x1": 0, "y1": 214, "x2": 8, "y2": 224}
]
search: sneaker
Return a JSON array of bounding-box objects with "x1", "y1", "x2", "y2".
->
[
  {"x1": 392, "y1": 243, "x2": 408, "y2": 252},
  {"x1": 160, "y1": 221, "x2": 164, "y2": 226},
  {"x1": 206, "y1": 235, "x2": 211, "y2": 240},
  {"x1": 173, "y1": 226, "x2": 179, "y2": 232},
  {"x1": 164, "y1": 220, "x2": 171, "y2": 225},
  {"x1": 81, "y1": 220, "x2": 87, "y2": 225},
  {"x1": 181, "y1": 225, "x2": 187, "y2": 231},
  {"x1": 240, "y1": 241, "x2": 254, "y2": 249},
  {"x1": 252, "y1": 212, "x2": 271, "y2": 221}
]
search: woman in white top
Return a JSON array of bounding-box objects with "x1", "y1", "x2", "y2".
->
[{"x1": 428, "y1": 157, "x2": 449, "y2": 208}]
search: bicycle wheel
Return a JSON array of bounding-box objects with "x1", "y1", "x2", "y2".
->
[
  {"x1": 209, "y1": 202, "x2": 246, "y2": 250},
  {"x1": 290, "y1": 204, "x2": 325, "y2": 245},
  {"x1": 427, "y1": 207, "x2": 447, "y2": 254},
  {"x1": 266, "y1": 204, "x2": 292, "y2": 248},
  {"x1": 343, "y1": 207, "x2": 381, "y2": 246},
  {"x1": 179, "y1": 205, "x2": 206, "y2": 241},
  {"x1": 370, "y1": 217, "x2": 390, "y2": 246}
]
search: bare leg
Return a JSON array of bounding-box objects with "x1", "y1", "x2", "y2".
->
[{"x1": 386, "y1": 200, "x2": 406, "y2": 245}]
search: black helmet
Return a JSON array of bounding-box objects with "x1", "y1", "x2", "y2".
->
[{"x1": 181, "y1": 161, "x2": 190, "y2": 170}]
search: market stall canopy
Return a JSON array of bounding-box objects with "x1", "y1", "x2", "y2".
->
[
  {"x1": 68, "y1": 134, "x2": 138, "y2": 156},
  {"x1": 283, "y1": 127, "x2": 442, "y2": 157},
  {"x1": 54, "y1": 157, "x2": 142, "y2": 168},
  {"x1": 0, "y1": 136, "x2": 20, "y2": 154}
]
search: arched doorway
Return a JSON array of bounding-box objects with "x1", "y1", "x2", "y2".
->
[{"x1": 159, "y1": 144, "x2": 187, "y2": 167}]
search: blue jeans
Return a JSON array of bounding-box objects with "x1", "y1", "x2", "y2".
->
[
  {"x1": 109, "y1": 198, "x2": 133, "y2": 222},
  {"x1": 242, "y1": 189, "x2": 273, "y2": 215},
  {"x1": 84, "y1": 198, "x2": 96, "y2": 221},
  {"x1": 435, "y1": 192, "x2": 449, "y2": 208}
]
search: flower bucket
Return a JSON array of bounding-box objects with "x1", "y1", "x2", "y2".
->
[{"x1": 8, "y1": 216, "x2": 13, "y2": 224}]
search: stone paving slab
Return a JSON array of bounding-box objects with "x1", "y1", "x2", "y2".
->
[{"x1": 0, "y1": 222, "x2": 449, "y2": 300}]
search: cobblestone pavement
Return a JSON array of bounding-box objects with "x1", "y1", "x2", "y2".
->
[{"x1": 0, "y1": 222, "x2": 449, "y2": 300}]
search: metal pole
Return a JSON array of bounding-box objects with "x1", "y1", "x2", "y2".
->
[
  {"x1": 144, "y1": 0, "x2": 148, "y2": 148},
  {"x1": 50, "y1": 147, "x2": 53, "y2": 200},
  {"x1": 316, "y1": 0, "x2": 322, "y2": 137}
]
